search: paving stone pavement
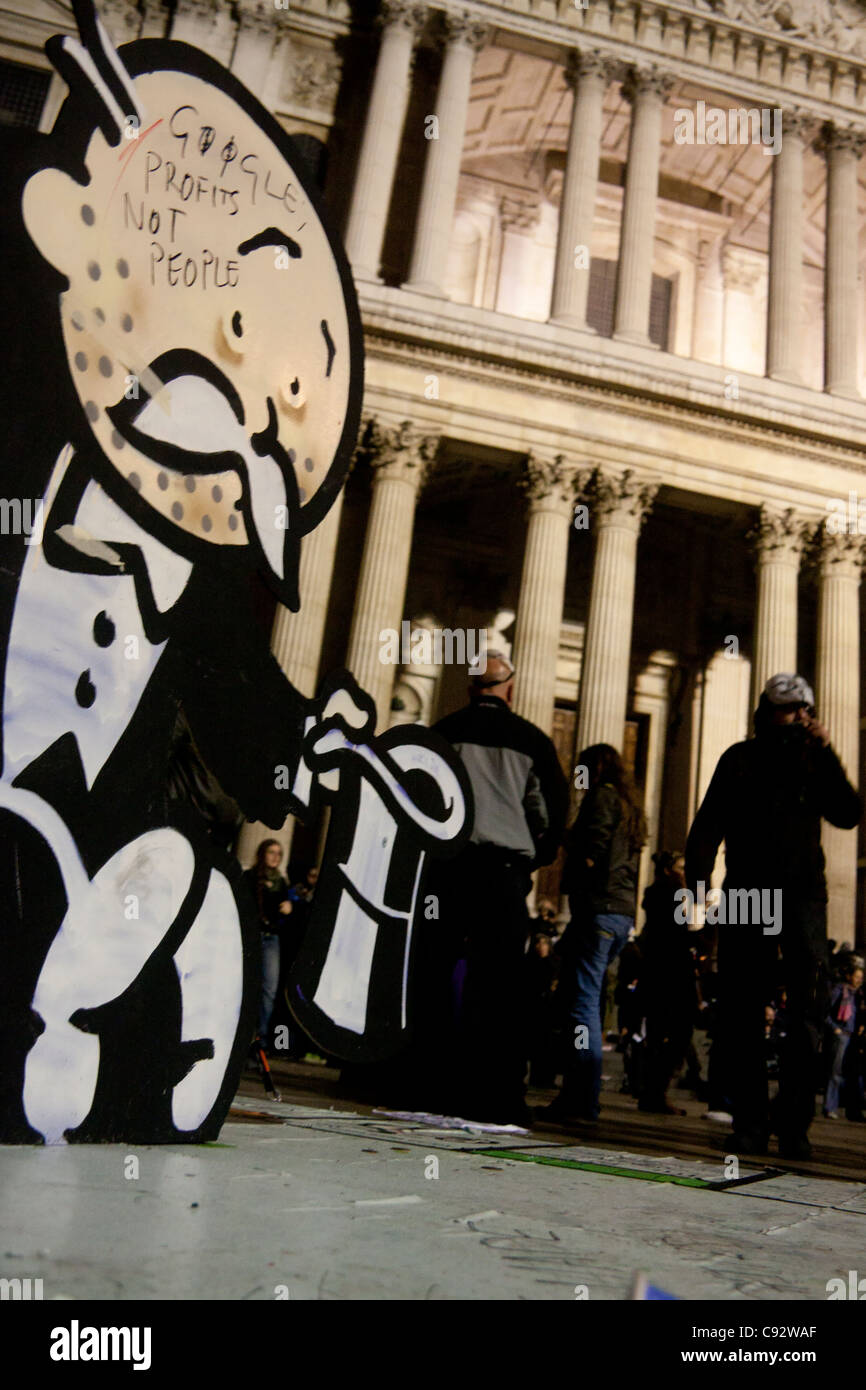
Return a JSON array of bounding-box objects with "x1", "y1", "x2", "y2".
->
[{"x1": 2, "y1": 1099, "x2": 864, "y2": 1301}]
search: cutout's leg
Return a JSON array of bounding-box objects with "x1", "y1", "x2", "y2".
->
[
  {"x1": 24, "y1": 828, "x2": 195, "y2": 1143},
  {"x1": 171, "y1": 869, "x2": 243, "y2": 1133}
]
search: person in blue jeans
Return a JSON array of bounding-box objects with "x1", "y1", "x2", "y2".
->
[
  {"x1": 824, "y1": 962, "x2": 863, "y2": 1117},
  {"x1": 243, "y1": 839, "x2": 292, "y2": 1046},
  {"x1": 540, "y1": 743, "x2": 646, "y2": 1125}
]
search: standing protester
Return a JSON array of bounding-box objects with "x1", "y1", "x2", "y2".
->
[
  {"x1": 244, "y1": 839, "x2": 292, "y2": 1049},
  {"x1": 637, "y1": 850, "x2": 698, "y2": 1115},
  {"x1": 824, "y1": 959, "x2": 863, "y2": 1118},
  {"x1": 431, "y1": 651, "x2": 568, "y2": 1125},
  {"x1": 268, "y1": 863, "x2": 321, "y2": 1061},
  {"x1": 542, "y1": 743, "x2": 647, "y2": 1125},
  {"x1": 284, "y1": 864, "x2": 320, "y2": 972},
  {"x1": 847, "y1": 970, "x2": 866, "y2": 1122},
  {"x1": 685, "y1": 673, "x2": 861, "y2": 1158}
]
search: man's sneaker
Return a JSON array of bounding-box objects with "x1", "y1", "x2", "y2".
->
[
  {"x1": 823, "y1": 1109, "x2": 841, "y2": 1119},
  {"x1": 702, "y1": 1109, "x2": 733, "y2": 1126}
]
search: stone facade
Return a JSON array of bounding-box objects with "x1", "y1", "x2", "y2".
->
[{"x1": 6, "y1": 0, "x2": 866, "y2": 937}]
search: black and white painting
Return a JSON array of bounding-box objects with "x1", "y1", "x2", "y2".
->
[{"x1": 0, "y1": 0, "x2": 470, "y2": 1143}]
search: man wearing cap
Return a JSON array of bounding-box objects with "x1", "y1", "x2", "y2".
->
[
  {"x1": 427, "y1": 651, "x2": 569, "y2": 1125},
  {"x1": 685, "y1": 673, "x2": 862, "y2": 1158}
]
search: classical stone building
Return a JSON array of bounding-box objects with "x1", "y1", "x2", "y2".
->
[{"x1": 5, "y1": 0, "x2": 866, "y2": 939}]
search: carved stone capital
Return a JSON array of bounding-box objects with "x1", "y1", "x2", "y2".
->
[
  {"x1": 722, "y1": 244, "x2": 764, "y2": 292},
  {"x1": 587, "y1": 469, "x2": 659, "y2": 530},
  {"x1": 291, "y1": 49, "x2": 343, "y2": 109},
  {"x1": 500, "y1": 196, "x2": 540, "y2": 232},
  {"x1": 100, "y1": 0, "x2": 141, "y2": 41},
  {"x1": 236, "y1": 0, "x2": 281, "y2": 35},
  {"x1": 563, "y1": 48, "x2": 618, "y2": 90},
  {"x1": 519, "y1": 453, "x2": 583, "y2": 513},
  {"x1": 379, "y1": 0, "x2": 429, "y2": 36},
  {"x1": 621, "y1": 65, "x2": 675, "y2": 105},
  {"x1": 365, "y1": 419, "x2": 440, "y2": 488},
  {"x1": 174, "y1": 0, "x2": 219, "y2": 21},
  {"x1": 140, "y1": 0, "x2": 170, "y2": 30},
  {"x1": 781, "y1": 108, "x2": 818, "y2": 144},
  {"x1": 439, "y1": 10, "x2": 490, "y2": 50},
  {"x1": 815, "y1": 524, "x2": 866, "y2": 579},
  {"x1": 817, "y1": 121, "x2": 866, "y2": 159},
  {"x1": 750, "y1": 505, "x2": 811, "y2": 564}
]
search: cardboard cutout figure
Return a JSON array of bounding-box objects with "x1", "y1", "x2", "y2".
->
[{"x1": 0, "y1": 0, "x2": 470, "y2": 1143}]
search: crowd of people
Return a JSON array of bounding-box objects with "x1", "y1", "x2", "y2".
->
[
  {"x1": 244, "y1": 657, "x2": 863, "y2": 1160},
  {"x1": 525, "y1": 876, "x2": 866, "y2": 1132},
  {"x1": 245, "y1": 842, "x2": 320, "y2": 1062}
]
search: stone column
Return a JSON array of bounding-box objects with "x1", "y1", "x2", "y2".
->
[
  {"x1": 231, "y1": 0, "x2": 279, "y2": 94},
  {"x1": 576, "y1": 470, "x2": 659, "y2": 754},
  {"x1": 692, "y1": 235, "x2": 725, "y2": 364},
  {"x1": 38, "y1": 73, "x2": 69, "y2": 135},
  {"x1": 345, "y1": 421, "x2": 439, "y2": 729},
  {"x1": 613, "y1": 67, "x2": 673, "y2": 346},
  {"x1": 815, "y1": 530, "x2": 863, "y2": 942},
  {"x1": 633, "y1": 651, "x2": 677, "y2": 915},
  {"x1": 820, "y1": 124, "x2": 865, "y2": 398},
  {"x1": 749, "y1": 505, "x2": 808, "y2": 707},
  {"x1": 170, "y1": 0, "x2": 235, "y2": 66},
  {"x1": 549, "y1": 50, "x2": 611, "y2": 329},
  {"x1": 139, "y1": 0, "x2": 170, "y2": 39},
  {"x1": 404, "y1": 12, "x2": 489, "y2": 296},
  {"x1": 511, "y1": 455, "x2": 583, "y2": 734},
  {"x1": 766, "y1": 110, "x2": 811, "y2": 384},
  {"x1": 721, "y1": 245, "x2": 764, "y2": 364},
  {"x1": 495, "y1": 198, "x2": 540, "y2": 312},
  {"x1": 344, "y1": 0, "x2": 427, "y2": 283},
  {"x1": 100, "y1": 0, "x2": 141, "y2": 45},
  {"x1": 236, "y1": 487, "x2": 351, "y2": 868}
]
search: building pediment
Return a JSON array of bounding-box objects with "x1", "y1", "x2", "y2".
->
[{"x1": 693, "y1": 0, "x2": 866, "y2": 60}]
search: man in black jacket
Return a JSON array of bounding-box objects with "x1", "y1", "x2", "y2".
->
[
  {"x1": 685, "y1": 673, "x2": 862, "y2": 1158},
  {"x1": 428, "y1": 651, "x2": 568, "y2": 1124}
]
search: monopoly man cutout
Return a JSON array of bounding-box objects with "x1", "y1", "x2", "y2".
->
[{"x1": 0, "y1": 0, "x2": 470, "y2": 1144}]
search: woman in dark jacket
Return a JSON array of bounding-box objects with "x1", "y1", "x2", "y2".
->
[
  {"x1": 542, "y1": 743, "x2": 646, "y2": 1124},
  {"x1": 243, "y1": 839, "x2": 292, "y2": 1045}
]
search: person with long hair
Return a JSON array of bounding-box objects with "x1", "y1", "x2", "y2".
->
[
  {"x1": 243, "y1": 839, "x2": 292, "y2": 1047},
  {"x1": 541, "y1": 743, "x2": 647, "y2": 1125}
]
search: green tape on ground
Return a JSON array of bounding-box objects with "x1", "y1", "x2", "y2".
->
[{"x1": 475, "y1": 1148, "x2": 718, "y2": 1188}]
